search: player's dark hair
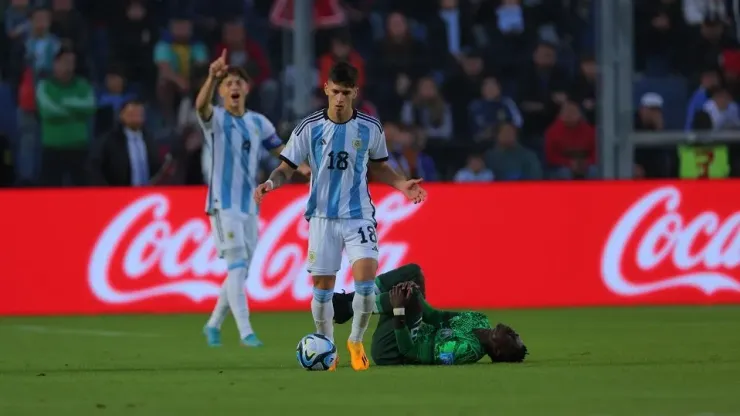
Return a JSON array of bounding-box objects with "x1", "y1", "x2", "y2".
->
[
  {"x1": 328, "y1": 62, "x2": 358, "y2": 88},
  {"x1": 490, "y1": 324, "x2": 528, "y2": 363},
  {"x1": 224, "y1": 67, "x2": 251, "y2": 84}
]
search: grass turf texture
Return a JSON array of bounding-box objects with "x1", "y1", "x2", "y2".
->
[{"x1": 1, "y1": 307, "x2": 739, "y2": 416}]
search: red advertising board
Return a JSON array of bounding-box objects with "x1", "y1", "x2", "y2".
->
[{"x1": 1, "y1": 182, "x2": 740, "y2": 316}]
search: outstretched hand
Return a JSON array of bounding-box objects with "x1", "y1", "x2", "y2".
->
[
  {"x1": 399, "y1": 178, "x2": 427, "y2": 204},
  {"x1": 209, "y1": 49, "x2": 229, "y2": 79}
]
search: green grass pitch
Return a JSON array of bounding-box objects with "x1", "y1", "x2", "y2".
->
[{"x1": 1, "y1": 307, "x2": 739, "y2": 416}]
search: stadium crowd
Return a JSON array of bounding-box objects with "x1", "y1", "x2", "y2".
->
[{"x1": 1, "y1": 0, "x2": 740, "y2": 187}]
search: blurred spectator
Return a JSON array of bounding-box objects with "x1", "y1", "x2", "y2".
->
[
  {"x1": 214, "y1": 19, "x2": 277, "y2": 116},
  {"x1": 444, "y1": 50, "x2": 487, "y2": 136},
  {"x1": 545, "y1": 100, "x2": 597, "y2": 179},
  {"x1": 685, "y1": 67, "x2": 721, "y2": 130},
  {"x1": 683, "y1": 0, "x2": 728, "y2": 26},
  {"x1": 635, "y1": 0, "x2": 686, "y2": 75},
  {"x1": 702, "y1": 86, "x2": 740, "y2": 130},
  {"x1": 635, "y1": 92, "x2": 675, "y2": 178},
  {"x1": 5, "y1": 0, "x2": 31, "y2": 42},
  {"x1": 24, "y1": 8, "x2": 60, "y2": 77},
  {"x1": 517, "y1": 42, "x2": 570, "y2": 137},
  {"x1": 425, "y1": 0, "x2": 475, "y2": 62},
  {"x1": 14, "y1": 8, "x2": 58, "y2": 185},
  {"x1": 319, "y1": 32, "x2": 366, "y2": 90},
  {"x1": 385, "y1": 122, "x2": 438, "y2": 181},
  {"x1": 95, "y1": 66, "x2": 135, "y2": 135},
  {"x1": 89, "y1": 100, "x2": 159, "y2": 186},
  {"x1": 479, "y1": 0, "x2": 533, "y2": 75},
  {"x1": 97, "y1": 67, "x2": 136, "y2": 115},
  {"x1": 453, "y1": 152, "x2": 494, "y2": 182},
  {"x1": 342, "y1": 0, "x2": 375, "y2": 55},
  {"x1": 635, "y1": 92, "x2": 665, "y2": 131},
  {"x1": 50, "y1": 0, "x2": 88, "y2": 76},
  {"x1": 355, "y1": 91, "x2": 379, "y2": 117},
  {"x1": 0, "y1": 133, "x2": 13, "y2": 186},
  {"x1": 401, "y1": 76, "x2": 454, "y2": 140},
  {"x1": 36, "y1": 48, "x2": 95, "y2": 186},
  {"x1": 483, "y1": 123, "x2": 542, "y2": 181},
  {"x1": 369, "y1": 12, "x2": 428, "y2": 116},
  {"x1": 686, "y1": 18, "x2": 735, "y2": 77},
  {"x1": 110, "y1": 0, "x2": 158, "y2": 91},
  {"x1": 154, "y1": 16, "x2": 208, "y2": 123},
  {"x1": 572, "y1": 54, "x2": 597, "y2": 124},
  {"x1": 468, "y1": 75, "x2": 522, "y2": 143},
  {"x1": 170, "y1": 124, "x2": 204, "y2": 185}
]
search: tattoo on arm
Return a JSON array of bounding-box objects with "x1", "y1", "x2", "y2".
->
[{"x1": 268, "y1": 168, "x2": 290, "y2": 189}]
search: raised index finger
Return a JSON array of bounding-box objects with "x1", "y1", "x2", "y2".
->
[{"x1": 220, "y1": 49, "x2": 227, "y2": 61}]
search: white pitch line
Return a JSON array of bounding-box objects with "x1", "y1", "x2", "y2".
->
[{"x1": 11, "y1": 325, "x2": 160, "y2": 338}]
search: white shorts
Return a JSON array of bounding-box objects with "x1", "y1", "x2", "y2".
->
[
  {"x1": 307, "y1": 217, "x2": 380, "y2": 275},
  {"x1": 209, "y1": 210, "x2": 258, "y2": 259}
]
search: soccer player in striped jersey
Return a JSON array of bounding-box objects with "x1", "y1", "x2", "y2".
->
[
  {"x1": 254, "y1": 62, "x2": 427, "y2": 371},
  {"x1": 195, "y1": 50, "x2": 309, "y2": 348}
]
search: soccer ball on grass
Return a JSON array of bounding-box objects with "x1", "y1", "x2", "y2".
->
[{"x1": 296, "y1": 333, "x2": 337, "y2": 371}]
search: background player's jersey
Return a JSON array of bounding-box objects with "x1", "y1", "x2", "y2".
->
[
  {"x1": 398, "y1": 311, "x2": 490, "y2": 365},
  {"x1": 280, "y1": 109, "x2": 389, "y2": 222},
  {"x1": 197, "y1": 106, "x2": 282, "y2": 216}
]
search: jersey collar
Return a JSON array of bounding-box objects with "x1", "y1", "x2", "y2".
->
[{"x1": 323, "y1": 108, "x2": 357, "y2": 124}]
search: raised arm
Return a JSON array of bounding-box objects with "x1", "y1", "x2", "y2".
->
[
  {"x1": 195, "y1": 49, "x2": 228, "y2": 122},
  {"x1": 389, "y1": 284, "x2": 432, "y2": 363}
]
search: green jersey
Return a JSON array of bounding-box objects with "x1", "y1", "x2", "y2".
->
[{"x1": 394, "y1": 311, "x2": 491, "y2": 365}]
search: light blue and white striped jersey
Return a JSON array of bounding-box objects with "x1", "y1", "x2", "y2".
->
[
  {"x1": 197, "y1": 106, "x2": 283, "y2": 216},
  {"x1": 281, "y1": 109, "x2": 389, "y2": 222}
]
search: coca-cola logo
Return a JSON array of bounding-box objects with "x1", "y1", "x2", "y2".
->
[
  {"x1": 602, "y1": 186, "x2": 740, "y2": 296},
  {"x1": 88, "y1": 192, "x2": 420, "y2": 304}
]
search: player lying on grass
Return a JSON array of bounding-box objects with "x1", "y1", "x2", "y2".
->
[{"x1": 333, "y1": 264, "x2": 528, "y2": 365}]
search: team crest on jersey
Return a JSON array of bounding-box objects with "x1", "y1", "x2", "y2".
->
[
  {"x1": 308, "y1": 251, "x2": 316, "y2": 264},
  {"x1": 227, "y1": 231, "x2": 235, "y2": 240},
  {"x1": 352, "y1": 139, "x2": 362, "y2": 150}
]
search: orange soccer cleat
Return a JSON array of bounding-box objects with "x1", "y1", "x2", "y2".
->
[
  {"x1": 347, "y1": 340, "x2": 370, "y2": 371},
  {"x1": 328, "y1": 354, "x2": 338, "y2": 371}
]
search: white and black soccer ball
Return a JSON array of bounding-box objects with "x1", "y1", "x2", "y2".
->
[{"x1": 296, "y1": 333, "x2": 337, "y2": 371}]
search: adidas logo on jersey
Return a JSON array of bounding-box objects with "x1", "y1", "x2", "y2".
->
[
  {"x1": 320, "y1": 139, "x2": 327, "y2": 145},
  {"x1": 371, "y1": 246, "x2": 378, "y2": 252}
]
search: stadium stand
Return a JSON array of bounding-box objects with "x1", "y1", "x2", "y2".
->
[{"x1": 0, "y1": 0, "x2": 739, "y2": 186}]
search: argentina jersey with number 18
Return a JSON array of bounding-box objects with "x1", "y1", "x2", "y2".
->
[
  {"x1": 197, "y1": 106, "x2": 283, "y2": 217},
  {"x1": 280, "y1": 109, "x2": 389, "y2": 222}
]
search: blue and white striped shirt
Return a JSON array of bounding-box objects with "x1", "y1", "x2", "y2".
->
[
  {"x1": 198, "y1": 106, "x2": 282, "y2": 216},
  {"x1": 281, "y1": 109, "x2": 389, "y2": 222}
]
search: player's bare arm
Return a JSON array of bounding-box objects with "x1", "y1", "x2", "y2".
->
[
  {"x1": 369, "y1": 161, "x2": 427, "y2": 204},
  {"x1": 195, "y1": 49, "x2": 228, "y2": 121}
]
